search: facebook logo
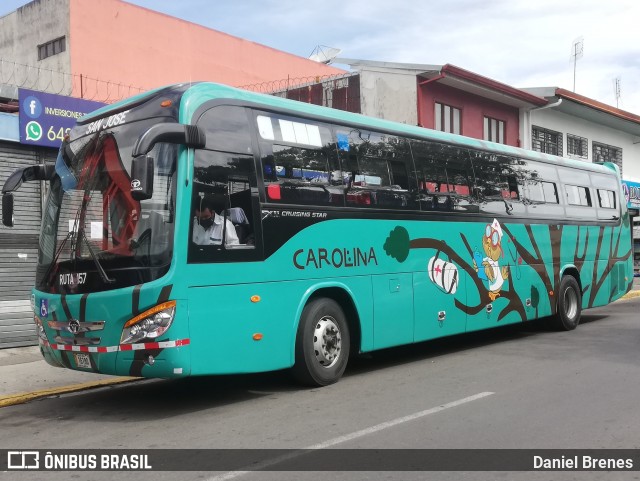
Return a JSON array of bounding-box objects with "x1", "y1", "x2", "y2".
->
[
  {"x1": 7, "y1": 451, "x2": 40, "y2": 469},
  {"x1": 22, "y1": 96, "x2": 42, "y2": 119}
]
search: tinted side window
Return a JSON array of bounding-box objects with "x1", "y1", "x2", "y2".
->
[
  {"x1": 470, "y1": 152, "x2": 524, "y2": 216},
  {"x1": 339, "y1": 129, "x2": 416, "y2": 209},
  {"x1": 263, "y1": 145, "x2": 341, "y2": 206},
  {"x1": 518, "y1": 160, "x2": 565, "y2": 218},
  {"x1": 257, "y1": 113, "x2": 342, "y2": 206},
  {"x1": 411, "y1": 140, "x2": 476, "y2": 213},
  {"x1": 189, "y1": 151, "x2": 260, "y2": 263},
  {"x1": 198, "y1": 106, "x2": 253, "y2": 154}
]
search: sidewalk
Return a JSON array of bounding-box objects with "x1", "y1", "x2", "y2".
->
[
  {"x1": 0, "y1": 346, "x2": 135, "y2": 407},
  {"x1": 1, "y1": 279, "x2": 639, "y2": 407}
]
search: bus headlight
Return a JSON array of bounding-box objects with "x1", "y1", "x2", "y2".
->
[
  {"x1": 34, "y1": 315, "x2": 48, "y2": 342},
  {"x1": 120, "y1": 301, "x2": 176, "y2": 344}
]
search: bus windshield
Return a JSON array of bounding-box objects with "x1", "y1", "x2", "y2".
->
[{"x1": 36, "y1": 119, "x2": 178, "y2": 294}]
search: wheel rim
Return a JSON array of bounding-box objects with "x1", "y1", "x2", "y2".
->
[
  {"x1": 313, "y1": 316, "x2": 342, "y2": 369},
  {"x1": 563, "y1": 287, "x2": 578, "y2": 320}
]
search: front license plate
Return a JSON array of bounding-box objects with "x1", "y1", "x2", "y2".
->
[{"x1": 73, "y1": 353, "x2": 92, "y2": 369}]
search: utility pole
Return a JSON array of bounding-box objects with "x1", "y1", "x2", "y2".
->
[
  {"x1": 614, "y1": 77, "x2": 621, "y2": 108},
  {"x1": 571, "y1": 37, "x2": 584, "y2": 92}
]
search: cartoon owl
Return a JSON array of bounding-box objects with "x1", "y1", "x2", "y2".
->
[{"x1": 474, "y1": 219, "x2": 509, "y2": 301}]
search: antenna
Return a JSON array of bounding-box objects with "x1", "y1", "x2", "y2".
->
[
  {"x1": 570, "y1": 36, "x2": 584, "y2": 92},
  {"x1": 614, "y1": 77, "x2": 621, "y2": 108},
  {"x1": 308, "y1": 45, "x2": 342, "y2": 64}
]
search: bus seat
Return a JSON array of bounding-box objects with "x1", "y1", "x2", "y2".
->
[
  {"x1": 225, "y1": 207, "x2": 251, "y2": 244},
  {"x1": 226, "y1": 207, "x2": 249, "y2": 225}
]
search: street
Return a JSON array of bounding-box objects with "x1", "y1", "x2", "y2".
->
[{"x1": 2, "y1": 298, "x2": 640, "y2": 481}]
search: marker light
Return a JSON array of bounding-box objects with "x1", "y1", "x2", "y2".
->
[
  {"x1": 121, "y1": 300, "x2": 176, "y2": 344},
  {"x1": 253, "y1": 333, "x2": 263, "y2": 341},
  {"x1": 250, "y1": 295, "x2": 261, "y2": 303},
  {"x1": 267, "y1": 184, "x2": 281, "y2": 200},
  {"x1": 160, "y1": 100, "x2": 172, "y2": 108}
]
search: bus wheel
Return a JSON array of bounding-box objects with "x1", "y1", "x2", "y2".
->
[
  {"x1": 551, "y1": 276, "x2": 582, "y2": 331},
  {"x1": 292, "y1": 298, "x2": 350, "y2": 386}
]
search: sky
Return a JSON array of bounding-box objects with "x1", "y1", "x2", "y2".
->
[{"x1": 1, "y1": 0, "x2": 639, "y2": 113}]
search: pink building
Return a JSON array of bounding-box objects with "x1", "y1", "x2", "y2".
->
[
  {"x1": 417, "y1": 64, "x2": 547, "y2": 147},
  {"x1": 0, "y1": 0, "x2": 344, "y2": 102}
]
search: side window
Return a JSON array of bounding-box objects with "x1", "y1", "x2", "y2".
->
[
  {"x1": 257, "y1": 113, "x2": 342, "y2": 206},
  {"x1": 197, "y1": 105, "x2": 253, "y2": 154},
  {"x1": 411, "y1": 140, "x2": 475, "y2": 213},
  {"x1": 470, "y1": 152, "x2": 524, "y2": 216},
  {"x1": 591, "y1": 173, "x2": 620, "y2": 221},
  {"x1": 542, "y1": 182, "x2": 559, "y2": 203},
  {"x1": 527, "y1": 181, "x2": 559, "y2": 204},
  {"x1": 190, "y1": 104, "x2": 260, "y2": 263},
  {"x1": 597, "y1": 189, "x2": 616, "y2": 209},
  {"x1": 340, "y1": 129, "x2": 416, "y2": 209},
  {"x1": 565, "y1": 185, "x2": 592, "y2": 206},
  {"x1": 518, "y1": 160, "x2": 564, "y2": 218},
  {"x1": 190, "y1": 151, "x2": 258, "y2": 260}
]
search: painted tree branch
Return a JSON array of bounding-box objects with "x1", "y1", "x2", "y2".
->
[
  {"x1": 501, "y1": 224, "x2": 553, "y2": 295},
  {"x1": 588, "y1": 226, "x2": 632, "y2": 308},
  {"x1": 409, "y1": 237, "x2": 490, "y2": 314}
]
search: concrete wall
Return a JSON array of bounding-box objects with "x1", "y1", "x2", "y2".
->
[
  {"x1": 419, "y1": 82, "x2": 520, "y2": 146},
  {"x1": 529, "y1": 108, "x2": 640, "y2": 183},
  {"x1": 0, "y1": 0, "x2": 72, "y2": 95},
  {"x1": 357, "y1": 69, "x2": 418, "y2": 125}
]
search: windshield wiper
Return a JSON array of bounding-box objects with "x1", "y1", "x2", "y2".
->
[
  {"x1": 43, "y1": 229, "x2": 75, "y2": 286},
  {"x1": 78, "y1": 230, "x2": 115, "y2": 284},
  {"x1": 43, "y1": 204, "x2": 83, "y2": 285}
]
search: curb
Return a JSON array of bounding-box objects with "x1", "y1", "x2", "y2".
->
[
  {"x1": 618, "y1": 290, "x2": 640, "y2": 301},
  {"x1": 0, "y1": 377, "x2": 139, "y2": 408}
]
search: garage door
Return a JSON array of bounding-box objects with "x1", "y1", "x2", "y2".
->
[{"x1": 0, "y1": 141, "x2": 54, "y2": 348}]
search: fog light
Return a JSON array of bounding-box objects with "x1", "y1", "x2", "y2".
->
[{"x1": 146, "y1": 355, "x2": 155, "y2": 366}]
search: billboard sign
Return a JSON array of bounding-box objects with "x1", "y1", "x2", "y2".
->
[{"x1": 18, "y1": 88, "x2": 105, "y2": 148}]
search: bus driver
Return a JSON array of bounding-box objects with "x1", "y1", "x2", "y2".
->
[{"x1": 193, "y1": 196, "x2": 239, "y2": 246}]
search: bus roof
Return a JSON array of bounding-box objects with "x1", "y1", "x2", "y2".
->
[
  {"x1": 84, "y1": 81, "x2": 616, "y2": 177},
  {"x1": 180, "y1": 82, "x2": 617, "y2": 177}
]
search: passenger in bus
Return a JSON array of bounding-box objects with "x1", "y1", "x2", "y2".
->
[{"x1": 193, "y1": 196, "x2": 240, "y2": 246}]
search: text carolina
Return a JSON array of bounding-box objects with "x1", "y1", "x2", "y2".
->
[{"x1": 293, "y1": 247, "x2": 377, "y2": 270}]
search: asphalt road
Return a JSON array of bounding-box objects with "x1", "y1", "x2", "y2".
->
[{"x1": 2, "y1": 298, "x2": 640, "y2": 481}]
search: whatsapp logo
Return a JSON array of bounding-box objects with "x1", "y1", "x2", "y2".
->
[{"x1": 25, "y1": 121, "x2": 43, "y2": 141}]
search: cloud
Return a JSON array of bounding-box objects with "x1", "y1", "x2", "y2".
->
[{"x1": 2, "y1": 0, "x2": 637, "y2": 113}]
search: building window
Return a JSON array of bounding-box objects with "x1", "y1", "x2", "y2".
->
[
  {"x1": 532, "y1": 126, "x2": 563, "y2": 156},
  {"x1": 37, "y1": 36, "x2": 66, "y2": 61},
  {"x1": 434, "y1": 102, "x2": 461, "y2": 135},
  {"x1": 593, "y1": 141, "x2": 623, "y2": 175},
  {"x1": 484, "y1": 116, "x2": 505, "y2": 144},
  {"x1": 567, "y1": 134, "x2": 588, "y2": 159}
]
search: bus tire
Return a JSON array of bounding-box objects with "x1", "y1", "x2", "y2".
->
[
  {"x1": 292, "y1": 298, "x2": 350, "y2": 387},
  {"x1": 551, "y1": 276, "x2": 582, "y2": 331}
]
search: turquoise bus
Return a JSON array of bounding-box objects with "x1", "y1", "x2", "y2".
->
[{"x1": 2, "y1": 82, "x2": 633, "y2": 386}]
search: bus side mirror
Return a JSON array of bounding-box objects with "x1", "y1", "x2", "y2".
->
[
  {"x1": 131, "y1": 155, "x2": 154, "y2": 201},
  {"x1": 2, "y1": 193, "x2": 14, "y2": 227}
]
